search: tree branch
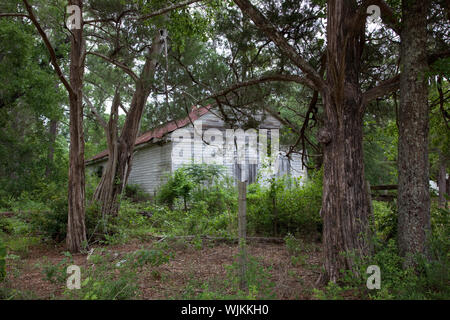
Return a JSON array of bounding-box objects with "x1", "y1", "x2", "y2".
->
[
  {"x1": 0, "y1": 13, "x2": 29, "y2": 18},
  {"x1": 362, "y1": 74, "x2": 400, "y2": 103},
  {"x1": 204, "y1": 74, "x2": 314, "y2": 101},
  {"x1": 83, "y1": 95, "x2": 107, "y2": 129},
  {"x1": 22, "y1": 0, "x2": 74, "y2": 96},
  {"x1": 88, "y1": 51, "x2": 139, "y2": 82},
  {"x1": 137, "y1": 0, "x2": 203, "y2": 21},
  {"x1": 362, "y1": 49, "x2": 450, "y2": 104},
  {"x1": 232, "y1": 0, "x2": 325, "y2": 92}
]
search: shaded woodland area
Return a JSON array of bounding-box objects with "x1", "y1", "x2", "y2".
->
[{"x1": 0, "y1": 0, "x2": 449, "y2": 300}]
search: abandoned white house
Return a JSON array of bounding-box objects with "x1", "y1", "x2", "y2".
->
[{"x1": 86, "y1": 105, "x2": 307, "y2": 195}]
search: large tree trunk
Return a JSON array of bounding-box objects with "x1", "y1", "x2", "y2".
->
[
  {"x1": 93, "y1": 31, "x2": 164, "y2": 217},
  {"x1": 66, "y1": 0, "x2": 87, "y2": 253},
  {"x1": 397, "y1": 0, "x2": 431, "y2": 267},
  {"x1": 319, "y1": 0, "x2": 372, "y2": 283}
]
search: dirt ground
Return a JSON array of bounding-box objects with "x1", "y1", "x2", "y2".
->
[{"x1": 2, "y1": 239, "x2": 324, "y2": 300}]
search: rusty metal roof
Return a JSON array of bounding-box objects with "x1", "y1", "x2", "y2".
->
[{"x1": 86, "y1": 105, "x2": 211, "y2": 163}]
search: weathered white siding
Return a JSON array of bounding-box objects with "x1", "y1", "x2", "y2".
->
[{"x1": 127, "y1": 142, "x2": 173, "y2": 195}]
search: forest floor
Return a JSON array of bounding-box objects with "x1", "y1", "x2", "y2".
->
[{"x1": 3, "y1": 238, "x2": 326, "y2": 300}]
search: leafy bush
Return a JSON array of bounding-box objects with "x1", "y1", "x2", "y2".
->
[
  {"x1": 0, "y1": 217, "x2": 13, "y2": 234},
  {"x1": 247, "y1": 170, "x2": 323, "y2": 237},
  {"x1": 40, "y1": 252, "x2": 74, "y2": 284},
  {"x1": 157, "y1": 164, "x2": 229, "y2": 211},
  {"x1": 157, "y1": 169, "x2": 195, "y2": 209},
  {"x1": 0, "y1": 238, "x2": 6, "y2": 282},
  {"x1": 372, "y1": 200, "x2": 397, "y2": 241},
  {"x1": 5, "y1": 236, "x2": 40, "y2": 258},
  {"x1": 124, "y1": 184, "x2": 151, "y2": 203}
]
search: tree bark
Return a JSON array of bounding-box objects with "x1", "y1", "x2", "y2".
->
[
  {"x1": 232, "y1": 0, "x2": 373, "y2": 283},
  {"x1": 66, "y1": 0, "x2": 87, "y2": 253},
  {"x1": 397, "y1": 0, "x2": 431, "y2": 267},
  {"x1": 22, "y1": 0, "x2": 87, "y2": 253},
  {"x1": 93, "y1": 31, "x2": 164, "y2": 217},
  {"x1": 319, "y1": 0, "x2": 372, "y2": 283}
]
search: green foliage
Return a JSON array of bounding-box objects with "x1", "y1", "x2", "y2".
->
[
  {"x1": 131, "y1": 248, "x2": 173, "y2": 268},
  {"x1": 334, "y1": 206, "x2": 450, "y2": 300},
  {"x1": 247, "y1": 170, "x2": 323, "y2": 237},
  {"x1": 284, "y1": 233, "x2": 311, "y2": 267},
  {"x1": 0, "y1": 217, "x2": 13, "y2": 235},
  {"x1": 0, "y1": 238, "x2": 6, "y2": 282},
  {"x1": 313, "y1": 281, "x2": 348, "y2": 300},
  {"x1": 64, "y1": 246, "x2": 173, "y2": 300},
  {"x1": 372, "y1": 200, "x2": 397, "y2": 241},
  {"x1": 40, "y1": 253, "x2": 74, "y2": 284},
  {"x1": 124, "y1": 184, "x2": 151, "y2": 202},
  {"x1": 153, "y1": 164, "x2": 237, "y2": 236},
  {"x1": 4, "y1": 236, "x2": 40, "y2": 259},
  {"x1": 0, "y1": 18, "x2": 67, "y2": 197},
  {"x1": 64, "y1": 252, "x2": 140, "y2": 300},
  {"x1": 157, "y1": 168, "x2": 195, "y2": 209}
]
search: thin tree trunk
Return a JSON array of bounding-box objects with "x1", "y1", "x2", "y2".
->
[
  {"x1": 66, "y1": 0, "x2": 87, "y2": 253},
  {"x1": 45, "y1": 119, "x2": 58, "y2": 178},
  {"x1": 319, "y1": 0, "x2": 372, "y2": 283},
  {"x1": 438, "y1": 152, "x2": 447, "y2": 208},
  {"x1": 397, "y1": 0, "x2": 431, "y2": 267}
]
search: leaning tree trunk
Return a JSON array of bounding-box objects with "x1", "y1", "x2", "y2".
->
[
  {"x1": 397, "y1": 0, "x2": 431, "y2": 267},
  {"x1": 319, "y1": 0, "x2": 372, "y2": 283},
  {"x1": 93, "y1": 31, "x2": 164, "y2": 217},
  {"x1": 92, "y1": 89, "x2": 121, "y2": 220},
  {"x1": 66, "y1": 0, "x2": 87, "y2": 253}
]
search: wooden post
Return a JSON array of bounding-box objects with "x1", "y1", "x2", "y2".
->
[
  {"x1": 366, "y1": 181, "x2": 373, "y2": 218},
  {"x1": 238, "y1": 180, "x2": 247, "y2": 291}
]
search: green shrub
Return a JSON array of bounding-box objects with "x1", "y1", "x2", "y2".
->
[
  {"x1": 247, "y1": 170, "x2": 323, "y2": 237},
  {"x1": 124, "y1": 184, "x2": 151, "y2": 202},
  {"x1": 157, "y1": 169, "x2": 195, "y2": 209},
  {"x1": 0, "y1": 238, "x2": 6, "y2": 282},
  {"x1": 0, "y1": 217, "x2": 13, "y2": 234},
  {"x1": 157, "y1": 164, "x2": 230, "y2": 212},
  {"x1": 372, "y1": 200, "x2": 397, "y2": 241},
  {"x1": 40, "y1": 253, "x2": 73, "y2": 284}
]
